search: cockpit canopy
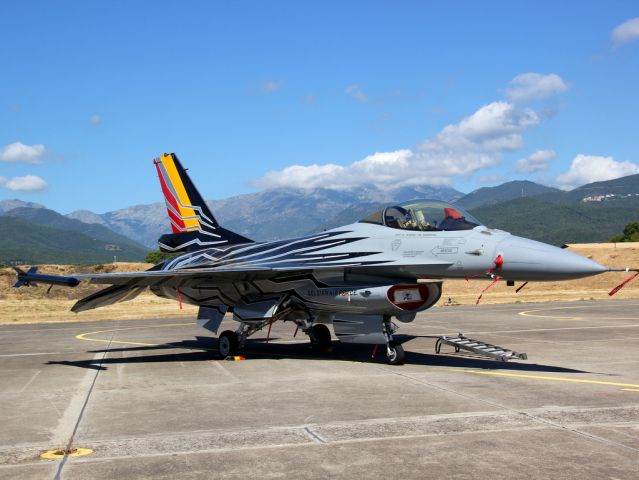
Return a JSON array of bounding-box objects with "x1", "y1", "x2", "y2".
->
[{"x1": 359, "y1": 200, "x2": 483, "y2": 232}]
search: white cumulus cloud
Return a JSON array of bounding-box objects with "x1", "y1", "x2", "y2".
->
[
  {"x1": 0, "y1": 142, "x2": 46, "y2": 164},
  {"x1": 515, "y1": 149, "x2": 556, "y2": 173},
  {"x1": 0, "y1": 175, "x2": 48, "y2": 192},
  {"x1": 612, "y1": 17, "x2": 639, "y2": 46},
  {"x1": 253, "y1": 101, "x2": 541, "y2": 190},
  {"x1": 505, "y1": 73, "x2": 569, "y2": 102},
  {"x1": 556, "y1": 154, "x2": 639, "y2": 189},
  {"x1": 345, "y1": 84, "x2": 369, "y2": 103},
  {"x1": 259, "y1": 80, "x2": 284, "y2": 94}
]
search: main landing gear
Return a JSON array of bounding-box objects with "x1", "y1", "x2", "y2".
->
[
  {"x1": 309, "y1": 324, "x2": 332, "y2": 352},
  {"x1": 217, "y1": 330, "x2": 239, "y2": 358},
  {"x1": 217, "y1": 322, "x2": 260, "y2": 358},
  {"x1": 216, "y1": 316, "x2": 405, "y2": 365}
]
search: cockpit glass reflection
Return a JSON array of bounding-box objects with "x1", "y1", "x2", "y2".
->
[{"x1": 359, "y1": 200, "x2": 482, "y2": 231}]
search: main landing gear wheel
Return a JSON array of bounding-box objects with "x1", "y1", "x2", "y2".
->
[
  {"x1": 218, "y1": 330, "x2": 239, "y2": 358},
  {"x1": 386, "y1": 342, "x2": 405, "y2": 365},
  {"x1": 310, "y1": 324, "x2": 332, "y2": 352}
]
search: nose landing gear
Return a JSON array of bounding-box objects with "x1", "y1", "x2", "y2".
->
[
  {"x1": 383, "y1": 317, "x2": 405, "y2": 365},
  {"x1": 386, "y1": 341, "x2": 405, "y2": 365}
]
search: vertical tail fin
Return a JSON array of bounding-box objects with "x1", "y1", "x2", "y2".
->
[{"x1": 154, "y1": 153, "x2": 253, "y2": 252}]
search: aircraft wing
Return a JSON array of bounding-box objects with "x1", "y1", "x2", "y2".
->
[{"x1": 15, "y1": 259, "x2": 455, "y2": 288}]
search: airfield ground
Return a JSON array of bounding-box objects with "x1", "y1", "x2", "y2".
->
[{"x1": 0, "y1": 300, "x2": 638, "y2": 479}]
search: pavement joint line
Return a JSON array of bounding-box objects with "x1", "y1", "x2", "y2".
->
[
  {"x1": 1, "y1": 407, "x2": 637, "y2": 466},
  {"x1": 0, "y1": 426, "x2": 561, "y2": 466},
  {"x1": 53, "y1": 332, "x2": 114, "y2": 480},
  {"x1": 303, "y1": 426, "x2": 328, "y2": 444},
  {"x1": 376, "y1": 365, "x2": 639, "y2": 454},
  {"x1": 18, "y1": 369, "x2": 41, "y2": 393},
  {"x1": 0, "y1": 352, "x2": 80, "y2": 357}
]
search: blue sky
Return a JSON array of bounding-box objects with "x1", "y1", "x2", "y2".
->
[{"x1": 1, "y1": 1, "x2": 638, "y2": 213}]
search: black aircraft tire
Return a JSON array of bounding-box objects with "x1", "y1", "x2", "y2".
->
[
  {"x1": 218, "y1": 330, "x2": 239, "y2": 358},
  {"x1": 387, "y1": 342, "x2": 405, "y2": 365},
  {"x1": 311, "y1": 324, "x2": 332, "y2": 351}
]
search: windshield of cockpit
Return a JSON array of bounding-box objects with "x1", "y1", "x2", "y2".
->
[{"x1": 359, "y1": 201, "x2": 482, "y2": 232}]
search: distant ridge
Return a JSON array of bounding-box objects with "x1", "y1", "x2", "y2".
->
[
  {"x1": 0, "y1": 206, "x2": 148, "y2": 264},
  {"x1": 0, "y1": 216, "x2": 147, "y2": 264},
  {"x1": 67, "y1": 184, "x2": 463, "y2": 246},
  {"x1": 455, "y1": 181, "x2": 560, "y2": 209},
  {"x1": 0, "y1": 199, "x2": 45, "y2": 213}
]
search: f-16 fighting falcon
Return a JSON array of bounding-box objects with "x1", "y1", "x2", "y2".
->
[{"x1": 14, "y1": 154, "x2": 639, "y2": 364}]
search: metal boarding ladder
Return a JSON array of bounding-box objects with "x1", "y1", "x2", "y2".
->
[{"x1": 435, "y1": 333, "x2": 527, "y2": 362}]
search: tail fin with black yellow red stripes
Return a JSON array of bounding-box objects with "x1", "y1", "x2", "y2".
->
[{"x1": 153, "y1": 153, "x2": 253, "y2": 252}]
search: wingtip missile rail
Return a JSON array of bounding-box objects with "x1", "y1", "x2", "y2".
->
[{"x1": 13, "y1": 266, "x2": 80, "y2": 288}]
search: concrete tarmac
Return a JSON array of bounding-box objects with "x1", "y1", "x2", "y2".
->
[{"x1": 1, "y1": 299, "x2": 638, "y2": 479}]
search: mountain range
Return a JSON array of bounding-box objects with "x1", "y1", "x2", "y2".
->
[
  {"x1": 0, "y1": 206, "x2": 148, "y2": 264},
  {"x1": 66, "y1": 184, "x2": 464, "y2": 247},
  {"x1": 1, "y1": 174, "x2": 638, "y2": 264}
]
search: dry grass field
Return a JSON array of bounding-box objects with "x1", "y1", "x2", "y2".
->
[{"x1": 0, "y1": 243, "x2": 637, "y2": 324}]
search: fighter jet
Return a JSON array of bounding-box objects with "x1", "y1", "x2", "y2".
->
[{"x1": 14, "y1": 153, "x2": 638, "y2": 364}]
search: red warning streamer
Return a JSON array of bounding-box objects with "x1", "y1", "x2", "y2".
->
[
  {"x1": 476, "y1": 275, "x2": 501, "y2": 305},
  {"x1": 609, "y1": 272, "x2": 639, "y2": 296},
  {"x1": 473, "y1": 255, "x2": 505, "y2": 304}
]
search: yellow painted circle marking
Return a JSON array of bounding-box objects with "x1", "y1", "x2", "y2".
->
[
  {"x1": 519, "y1": 304, "x2": 639, "y2": 321},
  {"x1": 41, "y1": 448, "x2": 93, "y2": 459},
  {"x1": 75, "y1": 323, "x2": 190, "y2": 347}
]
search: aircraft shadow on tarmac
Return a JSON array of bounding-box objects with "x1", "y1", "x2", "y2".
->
[{"x1": 45, "y1": 334, "x2": 590, "y2": 374}]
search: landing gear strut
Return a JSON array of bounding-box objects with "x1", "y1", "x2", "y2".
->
[{"x1": 383, "y1": 317, "x2": 405, "y2": 365}]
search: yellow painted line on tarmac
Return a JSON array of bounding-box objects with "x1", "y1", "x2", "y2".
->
[
  {"x1": 75, "y1": 323, "x2": 191, "y2": 347},
  {"x1": 621, "y1": 388, "x2": 639, "y2": 393},
  {"x1": 458, "y1": 370, "x2": 639, "y2": 389},
  {"x1": 519, "y1": 306, "x2": 585, "y2": 320},
  {"x1": 421, "y1": 366, "x2": 639, "y2": 389},
  {"x1": 518, "y1": 304, "x2": 639, "y2": 321}
]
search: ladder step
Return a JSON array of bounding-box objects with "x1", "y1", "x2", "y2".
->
[{"x1": 436, "y1": 334, "x2": 527, "y2": 362}]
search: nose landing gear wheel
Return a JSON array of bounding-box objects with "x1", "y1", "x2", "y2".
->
[
  {"x1": 386, "y1": 342, "x2": 405, "y2": 365},
  {"x1": 218, "y1": 330, "x2": 239, "y2": 358},
  {"x1": 310, "y1": 324, "x2": 332, "y2": 352}
]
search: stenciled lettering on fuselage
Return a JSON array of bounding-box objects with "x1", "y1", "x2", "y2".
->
[{"x1": 305, "y1": 288, "x2": 365, "y2": 298}]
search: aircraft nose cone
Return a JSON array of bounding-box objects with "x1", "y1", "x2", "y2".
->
[{"x1": 497, "y1": 236, "x2": 607, "y2": 281}]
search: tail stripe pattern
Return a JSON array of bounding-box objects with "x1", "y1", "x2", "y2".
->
[
  {"x1": 154, "y1": 154, "x2": 218, "y2": 236},
  {"x1": 153, "y1": 153, "x2": 253, "y2": 253}
]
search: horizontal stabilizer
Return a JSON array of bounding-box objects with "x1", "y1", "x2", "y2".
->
[{"x1": 72, "y1": 284, "x2": 146, "y2": 313}]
